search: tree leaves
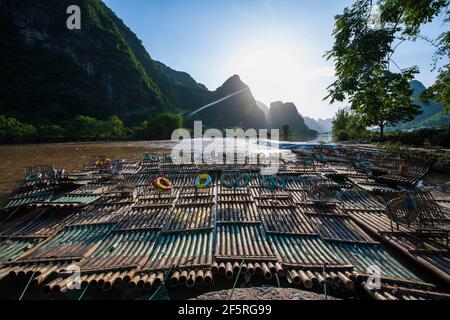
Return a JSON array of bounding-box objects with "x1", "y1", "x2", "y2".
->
[{"x1": 325, "y1": 0, "x2": 447, "y2": 136}]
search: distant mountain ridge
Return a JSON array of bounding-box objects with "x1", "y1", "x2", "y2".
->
[
  {"x1": 191, "y1": 75, "x2": 269, "y2": 129},
  {"x1": 255, "y1": 101, "x2": 269, "y2": 117},
  {"x1": 388, "y1": 80, "x2": 446, "y2": 131},
  {"x1": 0, "y1": 0, "x2": 275, "y2": 130},
  {"x1": 1, "y1": 0, "x2": 174, "y2": 125},
  {"x1": 268, "y1": 102, "x2": 317, "y2": 140},
  {"x1": 0, "y1": 0, "x2": 319, "y2": 139},
  {"x1": 303, "y1": 116, "x2": 333, "y2": 133}
]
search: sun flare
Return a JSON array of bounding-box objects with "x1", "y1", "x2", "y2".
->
[{"x1": 226, "y1": 37, "x2": 324, "y2": 114}]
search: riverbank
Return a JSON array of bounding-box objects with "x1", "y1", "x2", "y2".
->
[
  {"x1": 0, "y1": 140, "x2": 174, "y2": 203},
  {"x1": 1, "y1": 139, "x2": 449, "y2": 204},
  {"x1": 340, "y1": 140, "x2": 450, "y2": 175}
]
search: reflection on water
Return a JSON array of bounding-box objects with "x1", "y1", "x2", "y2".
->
[{"x1": 0, "y1": 137, "x2": 316, "y2": 203}]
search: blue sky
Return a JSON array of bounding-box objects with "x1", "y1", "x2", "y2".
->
[{"x1": 103, "y1": 0, "x2": 448, "y2": 119}]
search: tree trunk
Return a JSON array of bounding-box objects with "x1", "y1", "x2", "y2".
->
[{"x1": 379, "y1": 124, "x2": 384, "y2": 139}]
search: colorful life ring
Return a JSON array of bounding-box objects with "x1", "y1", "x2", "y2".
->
[
  {"x1": 195, "y1": 174, "x2": 212, "y2": 189},
  {"x1": 26, "y1": 172, "x2": 42, "y2": 182},
  {"x1": 404, "y1": 197, "x2": 418, "y2": 211},
  {"x1": 142, "y1": 153, "x2": 151, "y2": 162},
  {"x1": 357, "y1": 161, "x2": 374, "y2": 168},
  {"x1": 315, "y1": 154, "x2": 325, "y2": 162},
  {"x1": 303, "y1": 156, "x2": 315, "y2": 166},
  {"x1": 153, "y1": 177, "x2": 173, "y2": 192},
  {"x1": 235, "y1": 173, "x2": 251, "y2": 188},
  {"x1": 95, "y1": 156, "x2": 112, "y2": 167},
  {"x1": 220, "y1": 173, "x2": 235, "y2": 189},
  {"x1": 261, "y1": 176, "x2": 285, "y2": 189}
]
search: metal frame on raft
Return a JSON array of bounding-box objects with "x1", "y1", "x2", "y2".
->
[{"x1": 0, "y1": 150, "x2": 448, "y2": 300}]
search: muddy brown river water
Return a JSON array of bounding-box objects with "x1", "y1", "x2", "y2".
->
[
  {"x1": 0, "y1": 140, "x2": 448, "y2": 204},
  {"x1": 0, "y1": 140, "x2": 175, "y2": 202}
]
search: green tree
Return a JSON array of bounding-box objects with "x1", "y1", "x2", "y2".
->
[
  {"x1": 66, "y1": 115, "x2": 126, "y2": 139},
  {"x1": 351, "y1": 68, "x2": 421, "y2": 136},
  {"x1": 325, "y1": 0, "x2": 447, "y2": 137},
  {"x1": 96, "y1": 116, "x2": 125, "y2": 138},
  {"x1": 0, "y1": 115, "x2": 37, "y2": 143},
  {"x1": 38, "y1": 124, "x2": 66, "y2": 140},
  {"x1": 104, "y1": 115, "x2": 125, "y2": 138},
  {"x1": 332, "y1": 109, "x2": 350, "y2": 141},
  {"x1": 137, "y1": 113, "x2": 183, "y2": 140},
  {"x1": 69, "y1": 115, "x2": 101, "y2": 138},
  {"x1": 380, "y1": 0, "x2": 449, "y2": 113},
  {"x1": 332, "y1": 109, "x2": 369, "y2": 141},
  {"x1": 422, "y1": 66, "x2": 450, "y2": 113}
]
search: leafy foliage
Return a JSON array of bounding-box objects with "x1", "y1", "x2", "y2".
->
[
  {"x1": 332, "y1": 109, "x2": 369, "y2": 141},
  {"x1": 134, "y1": 113, "x2": 183, "y2": 140},
  {"x1": 350, "y1": 68, "x2": 421, "y2": 134},
  {"x1": 377, "y1": 127, "x2": 450, "y2": 148},
  {"x1": 380, "y1": 0, "x2": 448, "y2": 37},
  {"x1": 379, "y1": 139, "x2": 450, "y2": 173},
  {"x1": 325, "y1": 0, "x2": 448, "y2": 137},
  {"x1": 0, "y1": 113, "x2": 130, "y2": 143},
  {"x1": 380, "y1": 0, "x2": 449, "y2": 113},
  {"x1": 0, "y1": 115, "x2": 37, "y2": 143},
  {"x1": 421, "y1": 65, "x2": 450, "y2": 113},
  {"x1": 65, "y1": 115, "x2": 125, "y2": 139}
]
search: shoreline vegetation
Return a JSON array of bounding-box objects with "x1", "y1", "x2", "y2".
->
[
  {"x1": 0, "y1": 113, "x2": 183, "y2": 144},
  {"x1": 0, "y1": 113, "x2": 319, "y2": 145},
  {"x1": 2, "y1": 111, "x2": 449, "y2": 176},
  {"x1": 332, "y1": 110, "x2": 450, "y2": 174}
]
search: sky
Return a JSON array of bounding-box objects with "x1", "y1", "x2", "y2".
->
[{"x1": 103, "y1": 0, "x2": 448, "y2": 120}]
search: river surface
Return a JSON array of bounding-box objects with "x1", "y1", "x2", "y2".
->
[
  {"x1": 0, "y1": 140, "x2": 174, "y2": 202},
  {"x1": 0, "y1": 135, "x2": 322, "y2": 202},
  {"x1": 0, "y1": 134, "x2": 448, "y2": 203}
]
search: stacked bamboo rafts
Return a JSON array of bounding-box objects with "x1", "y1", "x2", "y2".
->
[
  {"x1": 115, "y1": 206, "x2": 168, "y2": 231},
  {"x1": 0, "y1": 149, "x2": 448, "y2": 300},
  {"x1": 214, "y1": 181, "x2": 281, "y2": 282},
  {"x1": 3, "y1": 187, "x2": 55, "y2": 210},
  {"x1": 140, "y1": 230, "x2": 214, "y2": 288},
  {"x1": 16, "y1": 224, "x2": 114, "y2": 261},
  {"x1": 339, "y1": 189, "x2": 449, "y2": 286},
  {"x1": 216, "y1": 189, "x2": 259, "y2": 223},
  {"x1": 0, "y1": 208, "x2": 74, "y2": 238}
]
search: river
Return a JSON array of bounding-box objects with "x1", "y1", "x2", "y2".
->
[
  {"x1": 0, "y1": 134, "x2": 448, "y2": 204},
  {"x1": 0, "y1": 135, "x2": 326, "y2": 202},
  {"x1": 0, "y1": 140, "x2": 174, "y2": 202}
]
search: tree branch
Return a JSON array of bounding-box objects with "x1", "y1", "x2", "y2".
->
[{"x1": 387, "y1": 5, "x2": 405, "y2": 69}]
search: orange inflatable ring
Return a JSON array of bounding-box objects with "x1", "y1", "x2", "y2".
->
[
  {"x1": 153, "y1": 177, "x2": 173, "y2": 193},
  {"x1": 96, "y1": 156, "x2": 112, "y2": 167}
]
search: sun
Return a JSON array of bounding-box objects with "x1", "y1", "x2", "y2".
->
[{"x1": 227, "y1": 38, "x2": 308, "y2": 107}]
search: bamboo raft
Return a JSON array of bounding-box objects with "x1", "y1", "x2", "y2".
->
[{"x1": 0, "y1": 147, "x2": 448, "y2": 300}]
